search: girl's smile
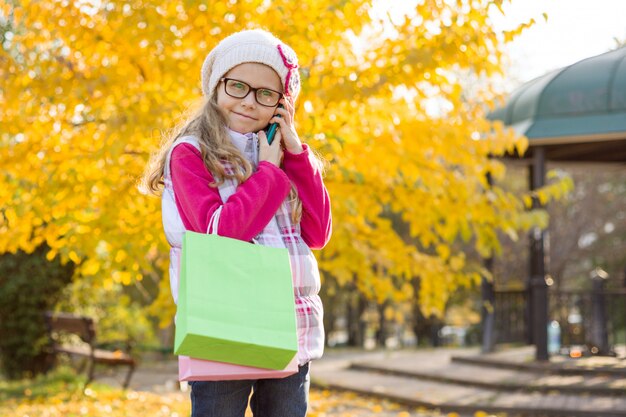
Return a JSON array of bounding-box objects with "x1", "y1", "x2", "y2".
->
[{"x1": 231, "y1": 111, "x2": 258, "y2": 121}]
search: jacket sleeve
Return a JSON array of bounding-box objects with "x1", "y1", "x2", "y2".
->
[
  {"x1": 170, "y1": 143, "x2": 291, "y2": 241},
  {"x1": 282, "y1": 144, "x2": 332, "y2": 249}
]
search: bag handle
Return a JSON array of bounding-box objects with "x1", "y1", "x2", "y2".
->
[
  {"x1": 207, "y1": 205, "x2": 259, "y2": 244},
  {"x1": 207, "y1": 206, "x2": 222, "y2": 235}
]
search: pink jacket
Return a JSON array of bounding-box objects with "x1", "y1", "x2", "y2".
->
[{"x1": 170, "y1": 143, "x2": 331, "y2": 248}]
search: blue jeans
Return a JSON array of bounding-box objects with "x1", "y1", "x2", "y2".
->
[{"x1": 189, "y1": 363, "x2": 310, "y2": 417}]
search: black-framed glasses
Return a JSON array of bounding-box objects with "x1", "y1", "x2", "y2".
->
[{"x1": 220, "y1": 78, "x2": 283, "y2": 107}]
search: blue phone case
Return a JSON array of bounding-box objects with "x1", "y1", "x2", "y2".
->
[
  {"x1": 266, "y1": 105, "x2": 283, "y2": 144},
  {"x1": 266, "y1": 122, "x2": 279, "y2": 144}
]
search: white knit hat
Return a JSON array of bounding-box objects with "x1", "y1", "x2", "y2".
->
[{"x1": 201, "y1": 29, "x2": 300, "y2": 101}]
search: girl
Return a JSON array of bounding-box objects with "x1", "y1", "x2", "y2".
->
[{"x1": 143, "y1": 29, "x2": 332, "y2": 417}]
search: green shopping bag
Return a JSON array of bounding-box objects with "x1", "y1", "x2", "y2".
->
[{"x1": 174, "y1": 231, "x2": 298, "y2": 370}]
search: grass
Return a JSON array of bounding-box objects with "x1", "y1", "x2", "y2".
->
[
  {"x1": 0, "y1": 365, "x2": 103, "y2": 402},
  {"x1": 0, "y1": 367, "x2": 189, "y2": 417}
]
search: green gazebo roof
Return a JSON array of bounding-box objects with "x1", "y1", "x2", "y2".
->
[{"x1": 488, "y1": 46, "x2": 626, "y2": 162}]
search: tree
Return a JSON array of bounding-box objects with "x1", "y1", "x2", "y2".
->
[
  {"x1": 0, "y1": 0, "x2": 569, "y2": 330},
  {"x1": 0, "y1": 244, "x2": 74, "y2": 378}
]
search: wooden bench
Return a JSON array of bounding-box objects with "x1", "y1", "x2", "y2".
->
[{"x1": 44, "y1": 311, "x2": 136, "y2": 388}]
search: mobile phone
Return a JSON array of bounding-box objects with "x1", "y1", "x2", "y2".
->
[{"x1": 266, "y1": 105, "x2": 284, "y2": 145}]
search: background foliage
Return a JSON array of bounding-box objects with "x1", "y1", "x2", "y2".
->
[{"x1": 0, "y1": 0, "x2": 573, "y2": 366}]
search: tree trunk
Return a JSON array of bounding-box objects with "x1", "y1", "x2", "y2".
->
[
  {"x1": 411, "y1": 277, "x2": 441, "y2": 346},
  {"x1": 375, "y1": 300, "x2": 390, "y2": 348},
  {"x1": 347, "y1": 283, "x2": 367, "y2": 347}
]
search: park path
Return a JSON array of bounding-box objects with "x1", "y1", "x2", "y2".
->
[
  {"x1": 116, "y1": 345, "x2": 626, "y2": 417},
  {"x1": 312, "y1": 346, "x2": 626, "y2": 417}
]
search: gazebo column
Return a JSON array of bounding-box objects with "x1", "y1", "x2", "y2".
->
[
  {"x1": 528, "y1": 147, "x2": 549, "y2": 361},
  {"x1": 481, "y1": 173, "x2": 495, "y2": 353},
  {"x1": 481, "y1": 257, "x2": 495, "y2": 353}
]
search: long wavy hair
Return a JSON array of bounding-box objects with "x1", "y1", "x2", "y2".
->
[{"x1": 141, "y1": 93, "x2": 304, "y2": 223}]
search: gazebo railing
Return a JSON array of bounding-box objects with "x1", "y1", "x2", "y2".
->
[
  {"x1": 493, "y1": 289, "x2": 528, "y2": 344},
  {"x1": 494, "y1": 287, "x2": 626, "y2": 354}
]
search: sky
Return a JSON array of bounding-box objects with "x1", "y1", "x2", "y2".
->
[
  {"x1": 490, "y1": 0, "x2": 626, "y2": 88},
  {"x1": 375, "y1": 0, "x2": 626, "y2": 93}
]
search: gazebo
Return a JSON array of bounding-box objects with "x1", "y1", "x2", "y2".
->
[{"x1": 484, "y1": 45, "x2": 626, "y2": 360}]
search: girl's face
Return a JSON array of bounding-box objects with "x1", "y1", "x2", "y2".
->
[{"x1": 216, "y1": 63, "x2": 282, "y2": 134}]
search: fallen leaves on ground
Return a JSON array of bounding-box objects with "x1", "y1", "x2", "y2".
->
[
  {"x1": 307, "y1": 388, "x2": 449, "y2": 417},
  {"x1": 0, "y1": 368, "x2": 501, "y2": 417},
  {"x1": 1, "y1": 384, "x2": 464, "y2": 417}
]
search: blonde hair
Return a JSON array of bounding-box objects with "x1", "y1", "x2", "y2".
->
[{"x1": 141, "y1": 94, "x2": 304, "y2": 222}]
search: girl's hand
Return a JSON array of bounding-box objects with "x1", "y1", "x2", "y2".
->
[
  {"x1": 258, "y1": 130, "x2": 283, "y2": 167},
  {"x1": 272, "y1": 96, "x2": 303, "y2": 154}
]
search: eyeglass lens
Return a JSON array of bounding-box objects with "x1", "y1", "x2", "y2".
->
[{"x1": 223, "y1": 79, "x2": 281, "y2": 107}]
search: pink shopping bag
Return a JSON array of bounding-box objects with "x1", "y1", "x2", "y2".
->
[{"x1": 179, "y1": 355, "x2": 298, "y2": 381}]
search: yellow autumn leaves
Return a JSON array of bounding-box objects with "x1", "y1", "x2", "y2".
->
[{"x1": 0, "y1": 0, "x2": 571, "y2": 323}]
